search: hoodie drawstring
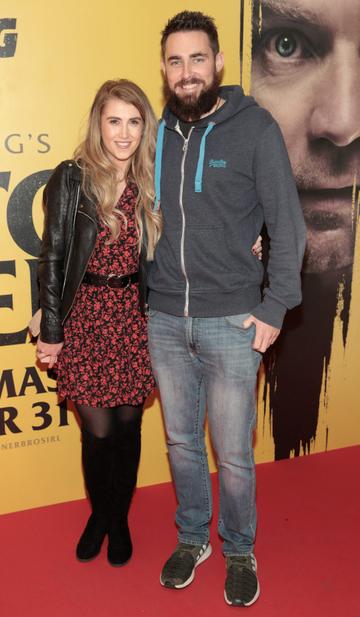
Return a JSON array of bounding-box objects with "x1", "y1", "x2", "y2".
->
[
  {"x1": 154, "y1": 120, "x2": 166, "y2": 211},
  {"x1": 195, "y1": 122, "x2": 215, "y2": 193},
  {"x1": 153, "y1": 120, "x2": 216, "y2": 209}
]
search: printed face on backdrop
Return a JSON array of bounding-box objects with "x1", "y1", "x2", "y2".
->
[
  {"x1": 100, "y1": 98, "x2": 143, "y2": 170},
  {"x1": 251, "y1": 0, "x2": 360, "y2": 273},
  {"x1": 162, "y1": 30, "x2": 224, "y2": 121}
]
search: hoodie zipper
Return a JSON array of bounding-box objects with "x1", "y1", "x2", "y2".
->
[{"x1": 177, "y1": 126, "x2": 194, "y2": 317}]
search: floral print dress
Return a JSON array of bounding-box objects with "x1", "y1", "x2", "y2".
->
[{"x1": 56, "y1": 183, "x2": 155, "y2": 407}]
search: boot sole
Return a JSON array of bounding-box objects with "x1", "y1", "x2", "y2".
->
[
  {"x1": 107, "y1": 555, "x2": 132, "y2": 567},
  {"x1": 76, "y1": 549, "x2": 101, "y2": 563}
]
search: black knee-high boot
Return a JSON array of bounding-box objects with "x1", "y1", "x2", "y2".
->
[
  {"x1": 76, "y1": 430, "x2": 110, "y2": 562},
  {"x1": 107, "y1": 415, "x2": 142, "y2": 566}
]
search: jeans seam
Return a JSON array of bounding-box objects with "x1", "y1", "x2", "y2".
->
[
  {"x1": 194, "y1": 374, "x2": 211, "y2": 540},
  {"x1": 248, "y1": 410, "x2": 256, "y2": 540}
]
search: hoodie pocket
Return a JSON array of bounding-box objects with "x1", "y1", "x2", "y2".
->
[
  {"x1": 149, "y1": 228, "x2": 184, "y2": 291},
  {"x1": 185, "y1": 226, "x2": 252, "y2": 291}
]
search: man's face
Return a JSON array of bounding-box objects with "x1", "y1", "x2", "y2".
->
[
  {"x1": 251, "y1": 0, "x2": 360, "y2": 273},
  {"x1": 162, "y1": 30, "x2": 224, "y2": 121}
]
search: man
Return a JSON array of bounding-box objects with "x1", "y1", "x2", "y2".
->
[
  {"x1": 250, "y1": 0, "x2": 360, "y2": 458},
  {"x1": 147, "y1": 11, "x2": 306, "y2": 607}
]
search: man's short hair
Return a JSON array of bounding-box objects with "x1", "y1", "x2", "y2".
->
[{"x1": 161, "y1": 11, "x2": 220, "y2": 57}]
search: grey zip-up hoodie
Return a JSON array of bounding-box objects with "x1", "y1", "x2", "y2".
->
[{"x1": 148, "y1": 85, "x2": 306, "y2": 328}]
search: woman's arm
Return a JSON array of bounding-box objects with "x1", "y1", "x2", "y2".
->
[{"x1": 38, "y1": 162, "x2": 71, "y2": 344}]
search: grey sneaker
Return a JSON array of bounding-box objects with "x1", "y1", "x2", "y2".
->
[
  {"x1": 160, "y1": 542, "x2": 212, "y2": 588},
  {"x1": 224, "y1": 554, "x2": 260, "y2": 606}
]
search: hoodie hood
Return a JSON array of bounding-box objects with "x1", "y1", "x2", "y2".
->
[{"x1": 154, "y1": 86, "x2": 258, "y2": 210}]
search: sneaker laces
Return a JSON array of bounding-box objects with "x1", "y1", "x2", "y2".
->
[
  {"x1": 226, "y1": 555, "x2": 258, "y2": 605},
  {"x1": 162, "y1": 547, "x2": 196, "y2": 582}
]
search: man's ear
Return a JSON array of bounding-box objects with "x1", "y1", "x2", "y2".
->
[
  {"x1": 215, "y1": 52, "x2": 224, "y2": 73},
  {"x1": 161, "y1": 59, "x2": 166, "y2": 76}
]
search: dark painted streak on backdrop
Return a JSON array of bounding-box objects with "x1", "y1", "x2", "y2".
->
[{"x1": 262, "y1": 268, "x2": 352, "y2": 459}]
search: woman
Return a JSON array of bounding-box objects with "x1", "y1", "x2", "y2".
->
[{"x1": 36, "y1": 79, "x2": 161, "y2": 567}]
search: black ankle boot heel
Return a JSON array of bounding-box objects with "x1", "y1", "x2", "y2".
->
[
  {"x1": 107, "y1": 521, "x2": 133, "y2": 566},
  {"x1": 76, "y1": 513, "x2": 108, "y2": 562}
]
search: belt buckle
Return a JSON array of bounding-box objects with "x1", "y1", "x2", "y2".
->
[
  {"x1": 121, "y1": 275, "x2": 131, "y2": 289},
  {"x1": 107, "y1": 273, "x2": 130, "y2": 289}
]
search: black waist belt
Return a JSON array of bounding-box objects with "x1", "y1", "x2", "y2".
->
[{"x1": 83, "y1": 271, "x2": 139, "y2": 289}]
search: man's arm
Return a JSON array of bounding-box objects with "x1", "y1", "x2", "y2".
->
[{"x1": 250, "y1": 120, "x2": 307, "y2": 345}]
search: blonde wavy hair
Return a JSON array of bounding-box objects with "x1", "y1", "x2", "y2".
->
[{"x1": 74, "y1": 79, "x2": 161, "y2": 259}]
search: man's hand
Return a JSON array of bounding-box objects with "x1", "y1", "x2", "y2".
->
[
  {"x1": 243, "y1": 315, "x2": 280, "y2": 353},
  {"x1": 36, "y1": 338, "x2": 64, "y2": 369}
]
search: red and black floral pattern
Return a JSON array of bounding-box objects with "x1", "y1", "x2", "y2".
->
[{"x1": 56, "y1": 183, "x2": 155, "y2": 407}]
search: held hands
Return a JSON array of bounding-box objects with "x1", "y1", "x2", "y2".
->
[
  {"x1": 252, "y1": 235, "x2": 262, "y2": 260},
  {"x1": 36, "y1": 338, "x2": 64, "y2": 369},
  {"x1": 243, "y1": 315, "x2": 280, "y2": 353}
]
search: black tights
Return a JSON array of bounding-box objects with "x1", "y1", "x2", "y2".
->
[
  {"x1": 75, "y1": 404, "x2": 143, "y2": 439},
  {"x1": 75, "y1": 404, "x2": 143, "y2": 522}
]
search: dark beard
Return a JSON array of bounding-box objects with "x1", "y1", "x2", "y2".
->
[{"x1": 163, "y1": 73, "x2": 221, "y2": 122}]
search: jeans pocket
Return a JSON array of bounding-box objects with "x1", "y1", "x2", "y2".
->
[{"x1": 224, "y1": 313, "x2": 253, "y2": 331}]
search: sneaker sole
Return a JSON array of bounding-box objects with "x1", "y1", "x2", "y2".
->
[
  {"x1": 224, "y1": 582, "x2": 260, "y2": 607},
  {"x1": 160, "y1": 543, "x2": 212, "y2": 589}
]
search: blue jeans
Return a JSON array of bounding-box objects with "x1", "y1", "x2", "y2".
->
[{"x1": 148, "y1": 310, "x2": 261, "y2": 555}]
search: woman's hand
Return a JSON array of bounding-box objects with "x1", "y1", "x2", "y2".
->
[
  {"x1": 36, "y1": 338, "x2": 64, "y2": 369},
  {"x1": 252, "y1": 235, "x2": 263, "y2": 260}
]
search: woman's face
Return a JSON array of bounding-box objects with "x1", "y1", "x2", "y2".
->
[{"x1": 100, "y1": 97, "x2": 143, "y2": 170}]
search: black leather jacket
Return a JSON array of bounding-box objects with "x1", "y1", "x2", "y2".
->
[{"x1": 38, "y1": 160, "x2": 148, "y2": 344}]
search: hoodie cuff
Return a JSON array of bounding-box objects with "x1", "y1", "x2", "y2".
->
[{"x1": 251, "y1": 295, "x2": 287, "y2": 330}]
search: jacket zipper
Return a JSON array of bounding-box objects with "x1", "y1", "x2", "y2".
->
[
  {"x1": 61, "y1": 205, "x2": 97, "y2": 325},
  {"x1": 62, "y1": 183, "x2": 80, "y2": 298},
  {"x1": 177, "y1": 126, "x2": 194, "y2": 317}
]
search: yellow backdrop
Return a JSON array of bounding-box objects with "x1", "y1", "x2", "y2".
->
[{"x1": 1, "y1": 0, "x2": 359, "y2": 515}]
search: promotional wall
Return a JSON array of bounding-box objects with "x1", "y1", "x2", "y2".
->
[{"x1": 1, "y1": 0, "x2": 359, "y2": 515}]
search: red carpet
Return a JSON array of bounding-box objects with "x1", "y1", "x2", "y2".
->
[{"x1": 1, "y1": 446, "x2": 359, "y2": 617}]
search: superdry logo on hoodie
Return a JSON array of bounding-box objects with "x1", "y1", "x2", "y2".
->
[{"x1": 208, "y1": 159, "x2": 227, "y2": 168}]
